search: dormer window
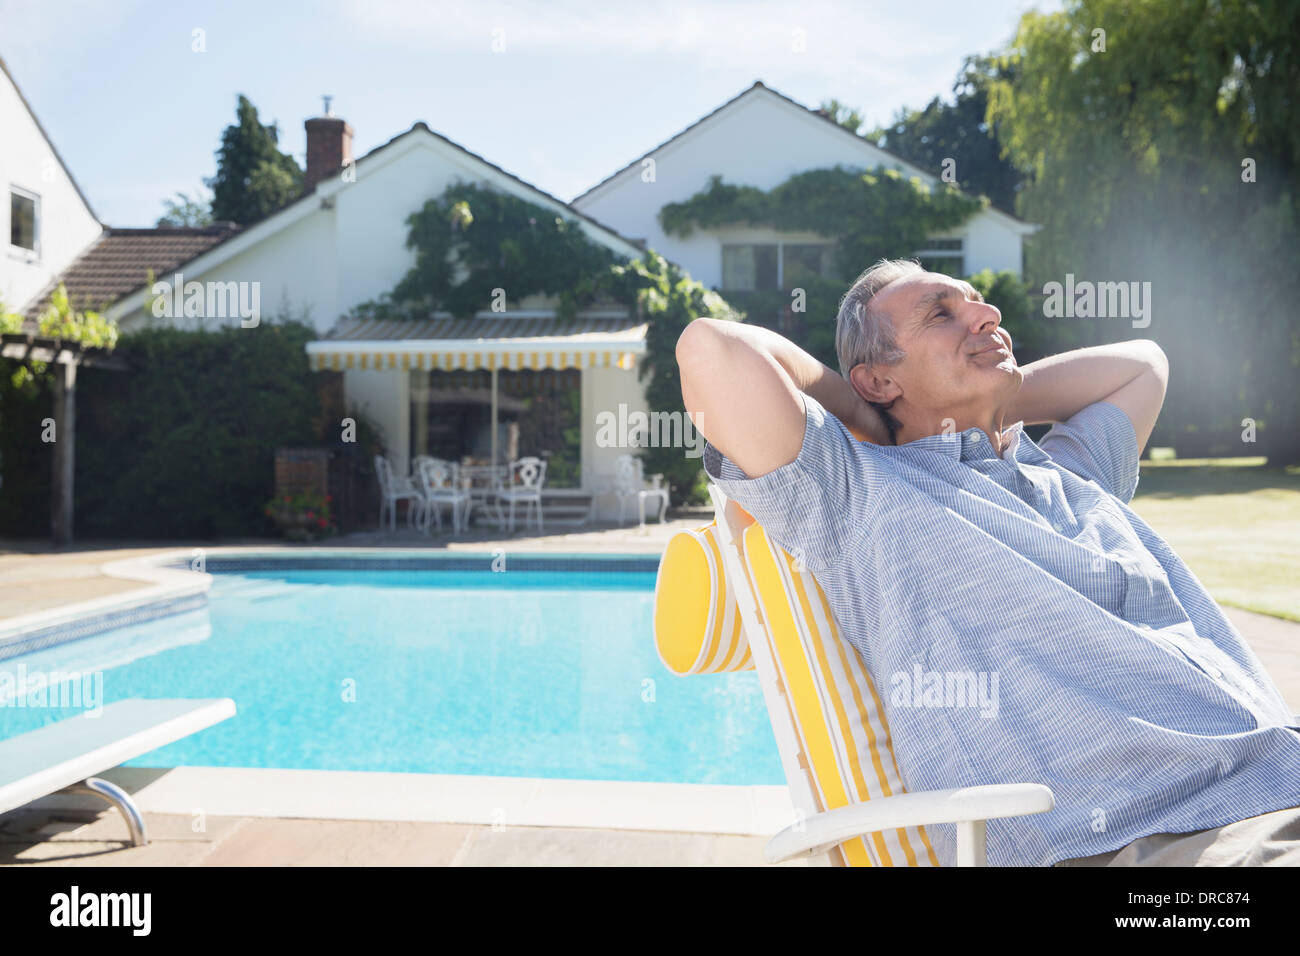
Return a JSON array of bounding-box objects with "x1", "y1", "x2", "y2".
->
[{"x1": 10, "y1": 187, "x2": 39, "y2": 256}]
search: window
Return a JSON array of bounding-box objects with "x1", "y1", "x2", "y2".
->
[
  {"x1": 915, "y1": 236, "x2": 963, "y2": 276},
  {"x1": 782, "y1": 244, "x2": 834, "y2": 286},
  {"x1": 722, "y1": 244, "x2": 778, "y2": 290},
  {"x1": 721, "y1": 242, "x2": 832, "y2": 291},
  {"x1": 10, "y1": 188, "x2": 38, "y2": 254}
]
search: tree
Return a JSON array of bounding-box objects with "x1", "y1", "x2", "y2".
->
[
  {"x1": 829, "y1": 56, "x2": 1028, "y2": 214},
  {"x1": 986, "y1": 0, "x2": 1300, "y2": 463},
  {"x1": 156, "y1": 188, "x2": 214, "y2": 227},
  {"x1": 821, "y1": 98, "x2": 870, "y2": 136},
  {"x1": 206, "y1": 94, "x2": 304, "y2": 225}
]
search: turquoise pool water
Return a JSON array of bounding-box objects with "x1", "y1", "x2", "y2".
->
[{"x1": 0, "y1": 566, "x2": 785, "y2": 785}]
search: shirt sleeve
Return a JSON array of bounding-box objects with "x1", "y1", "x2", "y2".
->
[
  {"x1": 1038, "y1": 400, "x2": 1141, "y2": 503},
  {"x1": 701, "y1": 391, "x2": 883, "y2": 572}
]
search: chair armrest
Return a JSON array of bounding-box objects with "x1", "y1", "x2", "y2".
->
[{"x1": 765, "y1": 783, "x2": 1055, "y2": 865}]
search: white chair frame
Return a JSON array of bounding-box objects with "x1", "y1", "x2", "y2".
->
[
  {"x1": 415, "y1": 458, "x2": 471, "y2": 534},
  {"x1": 614, "y1": 454, "x2": 670, "y2": 528},
  {"x1": 374, "y1": 455, "x2": 422, "y2": 531},
  {"x1": 498, "y1": 456, "x2": 547, "y2": 532}
]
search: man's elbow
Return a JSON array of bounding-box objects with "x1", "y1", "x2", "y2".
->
[
  {"x1": 1135, "y1": 339, "x2": 1169, "y2": 384},
  {"x1": 676, "y1": 319, "x2": 728, "y2": 398},
  {"x1": 676, "y1": 317, "x2": 724, "y2": 367}
]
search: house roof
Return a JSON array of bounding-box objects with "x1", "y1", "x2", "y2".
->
[
  {"x1": 86, "y1": 120, "x2": 648, "y2": 322},
  {"x1": 22, "y1": 224, "x2": 242, "y2": 319},
  {"x1": 570, "y1": 80, "x2": 1032, "y2": 226},
  {"x1": 0, "y1": 52, "x2": 101, "y2": 225}
]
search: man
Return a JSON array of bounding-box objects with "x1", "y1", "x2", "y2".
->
[{"x1": 677, "y1": 258, "x2": 1300, "y2": 867}]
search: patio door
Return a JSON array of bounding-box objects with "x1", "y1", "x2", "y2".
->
[{"x1": 408, "y1": 367, "x2": 581, "y2": 486}]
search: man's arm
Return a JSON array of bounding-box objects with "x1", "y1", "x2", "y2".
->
[
  {"x1": 677, "y1": 318, "x2": 891, "y2": 479},
  {"x1": 1004, "y1": 339, "x2": 1169, "y2": 455}
]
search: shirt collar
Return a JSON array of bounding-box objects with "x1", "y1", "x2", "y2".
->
[{"x1": 899, "y1": 420, "x2": 1046, "y2": 464}]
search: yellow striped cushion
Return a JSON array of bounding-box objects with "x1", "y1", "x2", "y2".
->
[
  {"x1": 742, "y1": 523, "x2": 940, "y2": 867},
  {"x1": 653, "y1": 521, "x2": 754, "y2": 675}
]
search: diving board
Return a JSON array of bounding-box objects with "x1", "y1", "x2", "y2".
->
[{"x1": 0, "y1": 697, "x2": 236, "y2": 846}]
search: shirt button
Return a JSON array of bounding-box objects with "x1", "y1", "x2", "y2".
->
[
  {"x1": 971, "y1": 433, "x2": 982, "y2": 442},
  {"x1": 1052, "y1": 522, "x2": 1063, "y2": 532}
]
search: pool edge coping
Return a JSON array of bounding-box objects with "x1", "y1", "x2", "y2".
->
[{"x1": 0, "y1": 550, "x2": 211, "y2": 650}]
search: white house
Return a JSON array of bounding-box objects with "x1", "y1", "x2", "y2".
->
[
  {"x1": 17, "y1": 78, "x2": 1037, "y2": 526},
  {"x1": 73, "y1": 108, "x2": 657, "y2": 520},
  {"x1": 0, "y1": 54, "x2": 102, "y2": 313},
  {"x1": 571, "y1": 81, "x2": 1035, "y2": 298}
]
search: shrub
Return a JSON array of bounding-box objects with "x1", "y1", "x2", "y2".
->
[{"x1": 72, "y1": 321, "x2": 323, "y2": 538}]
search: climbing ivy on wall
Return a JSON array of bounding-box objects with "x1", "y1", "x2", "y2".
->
[
  {"x1": 659, "y1": 166, "x2": 987, "y2": 369},
  {"x1": 660, "y1": 166, "x2": 984, "y2": 275},
  {"x1": 354, "y1": 181, "x2": 738, "y2": 505}
]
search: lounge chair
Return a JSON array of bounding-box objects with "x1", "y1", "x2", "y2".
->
[
  {"x1": 653, "y1": 484, "x2": 1054, "y2": 866},
  {"x1": 0, "y1": 697, "x2": 236, "y2": 846}
]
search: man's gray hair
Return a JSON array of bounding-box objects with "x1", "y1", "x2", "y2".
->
[
  {"x1": 834, "y1": 258, "x2": 923, "y2": 441},
  {"x1": 834, "y1": 258, "x2": 922, "y2": 379}
]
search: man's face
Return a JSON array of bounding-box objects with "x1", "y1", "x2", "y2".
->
[{"x1": 857, "y1": 272, "x2": 1022, "y2": 426}]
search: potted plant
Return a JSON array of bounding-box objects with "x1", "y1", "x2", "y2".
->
[{"x1": 264, "y1": 490, "x2": 335, "y2": 542}]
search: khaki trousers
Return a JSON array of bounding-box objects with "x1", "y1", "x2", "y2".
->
[{"x1": 1054, "y1": 805, "x2": 1300, "y2": 866}]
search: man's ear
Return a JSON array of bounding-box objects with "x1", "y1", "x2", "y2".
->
[{"x1": 850, "y1": 363, "x2": 901, "y2": 405}]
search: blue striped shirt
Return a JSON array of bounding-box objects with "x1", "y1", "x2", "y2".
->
[{"x1": 703, "y1": 393, "x2": 1300, "y2": 866}]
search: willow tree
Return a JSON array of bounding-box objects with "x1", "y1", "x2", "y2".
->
[{"x1": 987, "y1": 0, "x2": 1300, "y2": 462}]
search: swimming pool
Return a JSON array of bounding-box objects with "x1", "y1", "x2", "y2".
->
[{"x1": 0, "y1": 557, "x2": 785, "y2": 786}]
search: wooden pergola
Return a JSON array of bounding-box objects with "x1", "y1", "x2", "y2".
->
[{"x1": 1, "y1": 332, "x2": 130, "y2": 547}]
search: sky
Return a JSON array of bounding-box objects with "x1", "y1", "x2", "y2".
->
[{"x1": 0, "y1": 0, "x2": 1059, "y2": 227}]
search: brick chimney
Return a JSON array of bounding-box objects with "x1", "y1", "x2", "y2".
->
[{"x1": 304, "y1": 96, "x2": 353, "y2": 191}]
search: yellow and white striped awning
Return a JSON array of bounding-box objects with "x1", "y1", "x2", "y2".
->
[{"x1": 306, "y1": 314, "x2": 647, "y2": 373}]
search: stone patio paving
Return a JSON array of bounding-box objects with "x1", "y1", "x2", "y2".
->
[{"x1": 0, "y1": 808, "x2": 796, "y2": 867}]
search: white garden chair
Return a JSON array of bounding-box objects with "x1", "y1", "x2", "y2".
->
[
  {"x1": 498, "y1": 456, "x2": 547, "y2": 532},
  {"x1": 615, "y1": 454, "x2": 670, "y2": 528},
  {"x1": 374, "y1": 454, "x2": 422, "y2": 531},
  {"x1": 415, "y1": 458, "x2": 471, "y2": 534}
]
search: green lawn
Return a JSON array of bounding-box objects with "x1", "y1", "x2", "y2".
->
[{"x1": 1128, "y1": 460, "x2": 1300, "y2": 622}]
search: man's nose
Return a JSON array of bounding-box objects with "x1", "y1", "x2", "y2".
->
[{"x1": 971, "y1": 301, "x2": 1002, "y2": 332}]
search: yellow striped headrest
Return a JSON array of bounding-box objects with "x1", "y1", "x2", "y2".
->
[{"x1": 653, "y1": 520, "x2": 754, "y2": 675}]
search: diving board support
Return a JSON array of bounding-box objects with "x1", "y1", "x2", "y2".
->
[{"x1": 59, "y1": 777, "x2": 148, "y2": 846}]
